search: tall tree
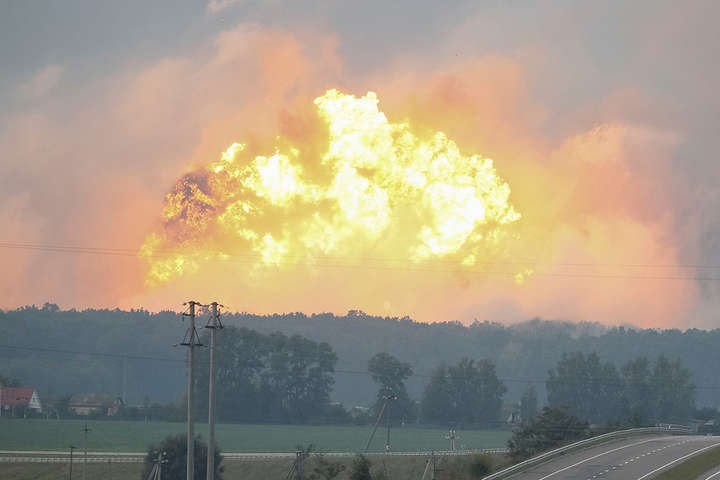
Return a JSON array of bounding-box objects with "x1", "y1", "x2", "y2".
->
[
  {"x1": 652, "y1": 355, "x2": 695, "y2": 423},
  {"x1": 273, "y1": 334, "x2": 337, "y2": 422},
  {"x1": 367, "y1": 352, "x2": 415, "y2": 423},
  {"x1": 195, "y1": 327, "x2": 338, "y2": 423},
  {"x1": 0, "y1": 373, "x2": 21, "y2": 387},
  {"x1": 421, "y1": 364, "x2": 451, "y2": 423},
  {"x1": 520, "y1": 385, "x2": 538, "y2": 424},
  {"x1": 421, "y1": 358, "x2": 506, "y2": 425},
  {"x1": 546, "y1": 352, "x2": 622, "y2": 424},
  {"x1": 621, "y1": 357, "x2": 652, "y2": 425},
  {"x1": 507, "y1": 406, "x2": 589, "y2": 461}
]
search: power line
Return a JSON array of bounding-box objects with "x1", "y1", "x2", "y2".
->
[
  {"x1": 2, "y1": 241, "x2": 719, "y2": 269},
  {"x1": 0, "y1": 344, "x2": 184, "y2": 363},
  {"x1": 2, "y1": 241, "x2": 719, "y2": 281},
  {"x1": 3, "y1": 342, "x2": 719, "y2": 390}
]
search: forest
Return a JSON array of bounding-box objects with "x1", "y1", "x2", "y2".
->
[{"x1": 0, "y1": 304, "x2": 714, "y2": 426}]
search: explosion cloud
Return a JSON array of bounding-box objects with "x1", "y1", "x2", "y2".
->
[
  {"x1": 141, "y1": 90, "x2": 523, "y2": 285},
  {"x1": 3, "y1": 4, "x2": 712, "y2": 328}
]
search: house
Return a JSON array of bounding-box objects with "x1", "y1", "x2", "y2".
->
[
  {"x1": 69, "y1": 393, "x2": 123, "y2": 416},
  {"x1": 350, "y1": 405, "x2": 370, "y2": 420},
  {"x1": 0, "y1": 387, "x2": 42, "y2": 418}
]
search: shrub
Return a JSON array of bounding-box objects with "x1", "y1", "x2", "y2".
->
[
  {"x1": 141, "y1": 434, "x2": 222, "y2": 480},
  {"x1": 468, "y1": 454, "x2": 492, "y2": 478},
  {"x1": 349, "y1": 454, "x2": 372, "y2": 480}
]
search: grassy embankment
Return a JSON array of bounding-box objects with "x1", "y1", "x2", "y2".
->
[
  {"x1": 653, "y1": 444, "x2": 720, "y2": 480},
  {"x1": 0, "y1": 452, "x2": 511, "y2": 480},
  {"x1": 0, "y1": 419, "x2": 511, "y2": 479},
  {"x1": 0, "y1": 419, "x2": 510, "y2": 452}
]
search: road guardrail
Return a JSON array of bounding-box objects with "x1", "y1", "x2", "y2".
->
[
  {"x1": 0, "y1": 447, "x2": 509, "y2": 463},
  {"x1": 483, "y1": 424, "x2": 691, "y2": 480}
]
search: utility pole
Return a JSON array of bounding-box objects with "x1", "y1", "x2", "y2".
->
[
  {"x1": 156, "y1": 451, "x2": 166, "y2": 480},
  {"x1": 122, "y1": 355, "x2": 128, "y2": 406},
  {"x1": 145, "y1": 451, "x2": 166, "y2": 480},
  {"x1": 420, "y1": 450, "x2": 441, "y2": 480},
  {"x1": 294, "y1": 450, "x2": 305, "y2": 480},
  {"x1": 385, "y1": 395, "x2": 392, "y2": 453},
  {"x1": 181, "y1": 301, "x2": 203, "y2": 480},
  {"x1": 363, "y1": 400, "x2": 387, "y2": 452},
  {"x1": 82, "y1": 423, "x2": 90, "y2": 480},
  {"x1": 363, "y1": 388, "x2": 397, "y2": 453},
  {"x1": 69, "y1": 445, "x2": 76, "y2": 480},
  {"x1": 445, "y1": 428, "x2": 458, "y2": 451},
  {"x1": 205, "y1": 302, "x2": 223, "y2": 480}
]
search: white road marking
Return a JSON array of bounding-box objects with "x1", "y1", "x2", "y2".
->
[
  {"x1": 703, "y1": 468, "x2": 720, "y2": 480},
  {"x1": 635, "y1": 442, "x2": 720, "y2": 480},
  {"x1": 535, "y1": 438, "x2": 666, "y2": 480}
]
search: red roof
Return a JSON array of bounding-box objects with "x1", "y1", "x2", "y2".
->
[{"x1": 0, "y1": 387, "x2": 36, "y2": 407}]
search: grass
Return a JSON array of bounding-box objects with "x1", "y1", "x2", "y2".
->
[
  {"x1": 0, "y1": 462, "x2": 141, "y2": 480},
  {"x1": 653, "y1": 444, "x2": 720, "y2": 480},
  {"x1": 0, "y1": 453, "x2": 511, "y2": 480},
  {"x1": 0, "y1": 419, "x2": 510, "y2": 453}
]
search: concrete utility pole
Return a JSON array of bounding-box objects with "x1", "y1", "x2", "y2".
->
[
  {"x1": 294, "y1": 450, "x2": 305, "y2": 480},
  {"x1": 69, "y1": 445, "x2": 76, "y2": 480},
  {"x1": 431, "y1": 451, "x2": 438, "y2": 480},
  {"x1": 363, "y1": 388, "x2": 397, "y2": 453},
  {"x1": 385, "y1": 397, "x2": 392, "y2": 453},
  {"x1": 205, "y1": 302, "x2": 223, "y2": 480},
  {"x1": 82, "y1": 423, "x2": 90, "y2": 480},
  {"x1": 181, "y1": 301, "x2": 203, "y2": 480},
  {"x1": 445, "y1": 429, "x2": 458, "y2": 451},
  {"x1": 145, "y1": 451, "x2": 166, "y2": 480},
  {"x1": 363, "y1": 400, "x2": 387, "y2": 452},
  {"x1": 122, "y1": 355, "x2": 128, "y2": 406},
  {"x1": 421, "y1": 450, "x2": 440, "y2": 480},
  {"x1": 156, "y1": 451, "x2": 165, "y2": 480}
]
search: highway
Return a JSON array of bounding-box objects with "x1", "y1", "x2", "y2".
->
[{"x1": 509, "y1": 435, "x2": 720, "y2": 480}]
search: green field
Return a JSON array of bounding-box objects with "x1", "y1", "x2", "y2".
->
[{"x1": 0, "y1": 419, "x2": 510, "y2": 453}]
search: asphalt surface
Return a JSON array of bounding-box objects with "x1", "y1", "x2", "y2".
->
[{"x1": 510, "y1": 435, "x2": 720, "y2": 480}]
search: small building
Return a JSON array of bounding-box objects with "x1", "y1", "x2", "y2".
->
[
  {"x1": 69, "y1": 393, "x2": 123, "y2": 416},
  {"x1": 0, "y1": 387, "x2": 42, "y2": 418}
]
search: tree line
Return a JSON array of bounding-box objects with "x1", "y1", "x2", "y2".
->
[
  {"x1": 194, "y1": 327, "x2": 339, "y2": 423},
  {"x1": 1, "y1": 324, "x2": 699, "y2": 429},
  {"x1": 190, "y1": 327, "x2": 510, "y2": 426},
  {"x1": 546, "y1": 351, "x2": 695, "y2": 425},
  {"x1": 6, "y1": 306, "x2": 720, "y2": 409},
  {"x1": 0, "y1": 306, "x2": 703, "y2": 429},
  {"x1": 189, "y1": 328, "x2": 696, "y2": 428}
]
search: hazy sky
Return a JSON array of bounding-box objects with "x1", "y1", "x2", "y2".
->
[{"x1": 1, "y1": 1, "x2": 719, "y2": 328}]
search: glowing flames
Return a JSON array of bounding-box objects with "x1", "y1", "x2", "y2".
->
[{"x1": 140, "y1": 90, "x2": 521, "y2": 286}]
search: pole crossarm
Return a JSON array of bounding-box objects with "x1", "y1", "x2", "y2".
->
[
  {"x1": 180, "y1": 301, "x2": 202, "y2": 480},
  {"x1": 205, "y1": 301, "x2": 223, "y2": 480}
]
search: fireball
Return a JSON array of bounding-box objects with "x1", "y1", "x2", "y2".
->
[{"x1": 140, "y1": 90, "x2": 521, "y2": 285}]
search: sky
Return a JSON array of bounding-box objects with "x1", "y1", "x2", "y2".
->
[{"x1": 1, "y1": 0, "x2": 719, "y2": 328}]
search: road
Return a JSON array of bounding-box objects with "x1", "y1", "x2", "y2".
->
[{"x1": 510, "y1": 435, "x2": 720, "y2": 480}]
